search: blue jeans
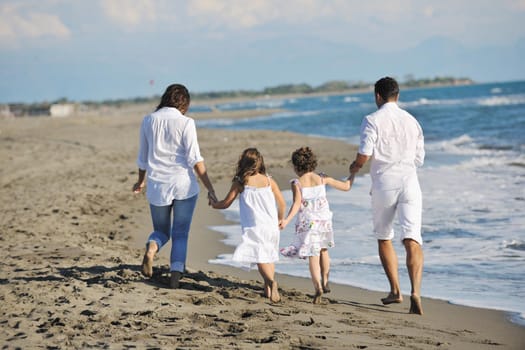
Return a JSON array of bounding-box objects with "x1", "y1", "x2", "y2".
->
[{"x1": 147, "y1": 194, "x2": 198, "y2": 272}]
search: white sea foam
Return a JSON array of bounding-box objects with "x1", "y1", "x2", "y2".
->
[
  {"x1": 477, "y1": 94, "x2": 525, "y2": 106},
  {"x1": 196, "y1": 110, "x2": 320, "y2": 128},
  {"x1": 343, "y1": 96, "x2": 361, "y2": 103},
  {"x1": 424, "y1": 135, "x2": 521, "y2": 158},
  {"x1": 399, "y1": 97, "x2": 462, "y2": 108},
  {"x1": 397, "y1": 93, "x2": 525, "y2": 108}
]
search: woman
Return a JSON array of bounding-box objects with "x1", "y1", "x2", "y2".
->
[{"x1": 133, "y1": 83, "x2": 216, "y2": 289}]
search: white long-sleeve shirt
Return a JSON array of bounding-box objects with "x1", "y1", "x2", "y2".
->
[
  {"x1": 137, "y1": 107, "x2": 203, "y2": 205},
  {"x1": 359, "y1": 102, "x2": 425, "y2": 190}
]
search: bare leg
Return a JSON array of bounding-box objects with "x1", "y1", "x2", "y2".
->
[
  {"x1": 257, "y1": 263, "x2": 280, "y2": 303},
  {"x1": 320, "y1": 249, "x2": 331, "y2": 293},
  {"x1": 309, "y1": 256, "x2": 323, "y2": 304},
  {"x1": 378, "y1": 239, "x2": 403, "y2": 304},
  {"x1": 404, "y1": 239, "x2": 424, "y2": 315},
  {"x1": 142, "y1": 241, "x2": 158, "y2": 277}
]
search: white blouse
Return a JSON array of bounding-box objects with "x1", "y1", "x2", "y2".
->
[{"x1": 136, "y1": 107, "x2": 203, "y2": 205}]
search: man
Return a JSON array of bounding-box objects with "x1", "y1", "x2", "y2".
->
[{"x1": 349, "y1": 77, "x2": 425, "y2": 315}]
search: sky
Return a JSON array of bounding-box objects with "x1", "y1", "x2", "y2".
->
[{"x1": 1, "y1": 0, "x2": 524, "y2": 103}]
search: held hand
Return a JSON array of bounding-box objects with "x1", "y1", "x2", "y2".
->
[
  {"x1": 210, "y1": 192, "x2": 218, "y2": 202},
  {"x1": 132, "y1": 182, "x2": 144, "y2": 194},
  {"x1": 349, "y1": 161, "x2": 361, "y2": 174},
  {"x1": 279, "y1": 219, "x2": 287, "y2": 230},
  {"x1": 207, "y1": 191, "x2": 218, "y2": 204}
]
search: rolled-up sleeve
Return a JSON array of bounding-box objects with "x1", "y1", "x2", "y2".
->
[
  {"x1": 358, "y1": 116, "x2": 377, "y2": 156},
  {"x1": 136, "y1": 118, "x2": 148, "y2": 170},
  {"x1": 182, "y1": 119, "x2": 204, "y2": 168}
]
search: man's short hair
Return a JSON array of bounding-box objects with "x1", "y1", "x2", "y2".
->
[{"x1": 375, "y1": 77, "x2": 399, "y2": 101}]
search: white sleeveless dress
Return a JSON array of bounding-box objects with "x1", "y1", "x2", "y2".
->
[
  {"x1": 232, "y1": 178, "x2": 280, "y2": 269},
  {"x1": 280, "y1": 178, "x2": 334, "y2": 258}
]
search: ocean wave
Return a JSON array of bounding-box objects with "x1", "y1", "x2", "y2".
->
[
  {"x1": 329, "y1": 256, "x2": 379, "y2": 266},
  {"x1": 477, "y1": 94, "x2": 525, "y2": 106},
  {"x1": 399, "y1": 97, "x2": 462, "y2": 108},
  {"x1": 398, "y1": 93, "x2": 525, "y2": 108},
  {"x1": 425, "y1": 134, "x2": 483, "y2": 155},
  {"x1": 504, "y1": 240, "x2": 525, "y2": 251},
  {"x1": 509, "y1": 162, "x2": 525, "y2": 168},
  {"x1": 215, "y1": 98, "x2": 287, "y2": 110},
  {"x1": 343, "y1": 96, "x2": 361, "y2": 103},
  {"x1": 196, "y1": 110, "x2": 321, "y2": 128},
  {"x1": 425, "y1": 134, "x2": 474, "y2": 150},
  {"x1": 426, "y1": 134, "x2": 521, "y2": 158},
  {"x1": 457, "y1": 155, "x2": 525, "y2": 170}
]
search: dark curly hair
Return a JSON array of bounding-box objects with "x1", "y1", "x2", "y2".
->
[
  {"x1": 234, "y1": 148, "x2": 267, "y2": 185},
  {"x1": 156, "y1": 84, "x2": 190, "y2": 112},
  {"x1": 291, "y1": 147, "x2": 317, "y2": 175},
  {"x1": 374, "y1": 77, "x2": 399, "y2": 101}
]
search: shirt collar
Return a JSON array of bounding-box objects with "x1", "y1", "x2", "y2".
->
[{"x1": 380, "y1": 101, "x2": 399, "y2": 110}]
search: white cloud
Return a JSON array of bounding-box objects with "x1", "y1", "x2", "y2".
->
[
  {"x1": 99, "y1": 0, "x2": 158, "y2": 29},
  {"x1": 1, "y1": 0, "x2": 523, "y2": 51},
  {"x1": 0, "y1": 3, "x2": 71, "y2": 45},
  {"x1": 187, "y1": 0, "x2": 336, "y2": 29}
]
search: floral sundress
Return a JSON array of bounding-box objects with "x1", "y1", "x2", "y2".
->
[{"x1": 280, "y1": 177, "x2": 334, "y2": 258}]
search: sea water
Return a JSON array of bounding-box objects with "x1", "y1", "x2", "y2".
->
[{"x1": 194, "y1": 81, "x2": 525, "y2": 325}]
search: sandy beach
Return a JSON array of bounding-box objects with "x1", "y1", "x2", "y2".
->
[{"x1": 1, "y1": 104, "x2": 524, "y2": 349}]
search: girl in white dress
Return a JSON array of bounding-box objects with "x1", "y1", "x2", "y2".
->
[
  {"x1": 211, "y1": 148, "x2": 286, "y2": 303},
  {"x1": 280, "y1": 147, "x2": 354, "y2": 304}
]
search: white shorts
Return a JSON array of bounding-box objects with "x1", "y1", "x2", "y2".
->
[{"x1": 371, "y1": 176, "x2": 422, "y2": 245}]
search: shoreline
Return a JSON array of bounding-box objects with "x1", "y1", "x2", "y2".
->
[
  {"x1": 186, "y1": 178, "x2": 525, "y2": 320},
  {"x1": 1, "y1": 108, "x2": 524, "y2": 349},
  {"x1": 195, "y1": 181, "x2": 525, "y2": 328}
]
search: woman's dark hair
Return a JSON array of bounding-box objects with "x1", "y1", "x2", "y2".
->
[
  {"x1": 156, "y1": 84, "x2": 190, "y2": 111},
  {"x1": 291, "y1": 147, "x2": 317, "y2": 175},
  {"x1": 234, "y1": 148, "x2": 266, "y2": 185},
  {"x1": 374, "y1": 77, "x2": 399, "y2": 101}
]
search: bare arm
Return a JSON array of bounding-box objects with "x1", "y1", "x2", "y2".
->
[
  {"x1": 211, "y1": 182, "x2": 242, "y2": 209},
  {"x1": 194, "y1": 161, "x2": 217, "y2": 202},
  {"x1": 324, "y1": 172, "x2": 355, "y2": 191},
  {"x1": 270, "y1": 178, "x2": 286, "y2": 223},
  {"x1": 280, "y1": 181, "x2": 301, "y2": 229},
  {"x1": 349, "y1": 153, "x2": 370, "y2": 174}
]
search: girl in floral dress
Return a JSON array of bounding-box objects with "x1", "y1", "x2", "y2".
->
[{"x1": 280, "y1": 147, "x2": 354, "y2": 304}]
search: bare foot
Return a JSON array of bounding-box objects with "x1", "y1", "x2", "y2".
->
[
  {"x1": 141, "y1": 251, "x2": 154, "y2": 277},
  {"x1": 381, "y1": 292, "x2": 403, "y2": 305},
  {"x1": 270, "y1": 281, "x2": 281, "y2": 303},
  {"x1": 322, "y1": 274, "x2": 331, "y2": 293},
  {"x1": 263, "y1": 281, "x2": 271, "y2": 298},
  {"x1": 313, "y1": 289, "x2": 323, "y2": 304},
  {"x1": 409, "y1": 295, "x2": 423, "y2": 315},
  {"x1": 322, "y1": 281, "x2": 331, "y2": 294}
]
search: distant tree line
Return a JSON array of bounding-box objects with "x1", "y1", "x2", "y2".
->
[
  {"x1": 402, "y1": 75, "x2": 472, "y2": 87},
  {"x1": 2, "y1": 76, "x2": 474, "y2": 116},
  {"x1": 188, "y1": 76, "x2": 472, "y2": 100}
]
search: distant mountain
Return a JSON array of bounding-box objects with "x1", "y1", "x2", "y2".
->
[
  {"x1": 189, "y1": 34, "x2": 523, "y2": 90},
  {"x1": 394, "y1": 36, "x2": 524, "y2": 82}
]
